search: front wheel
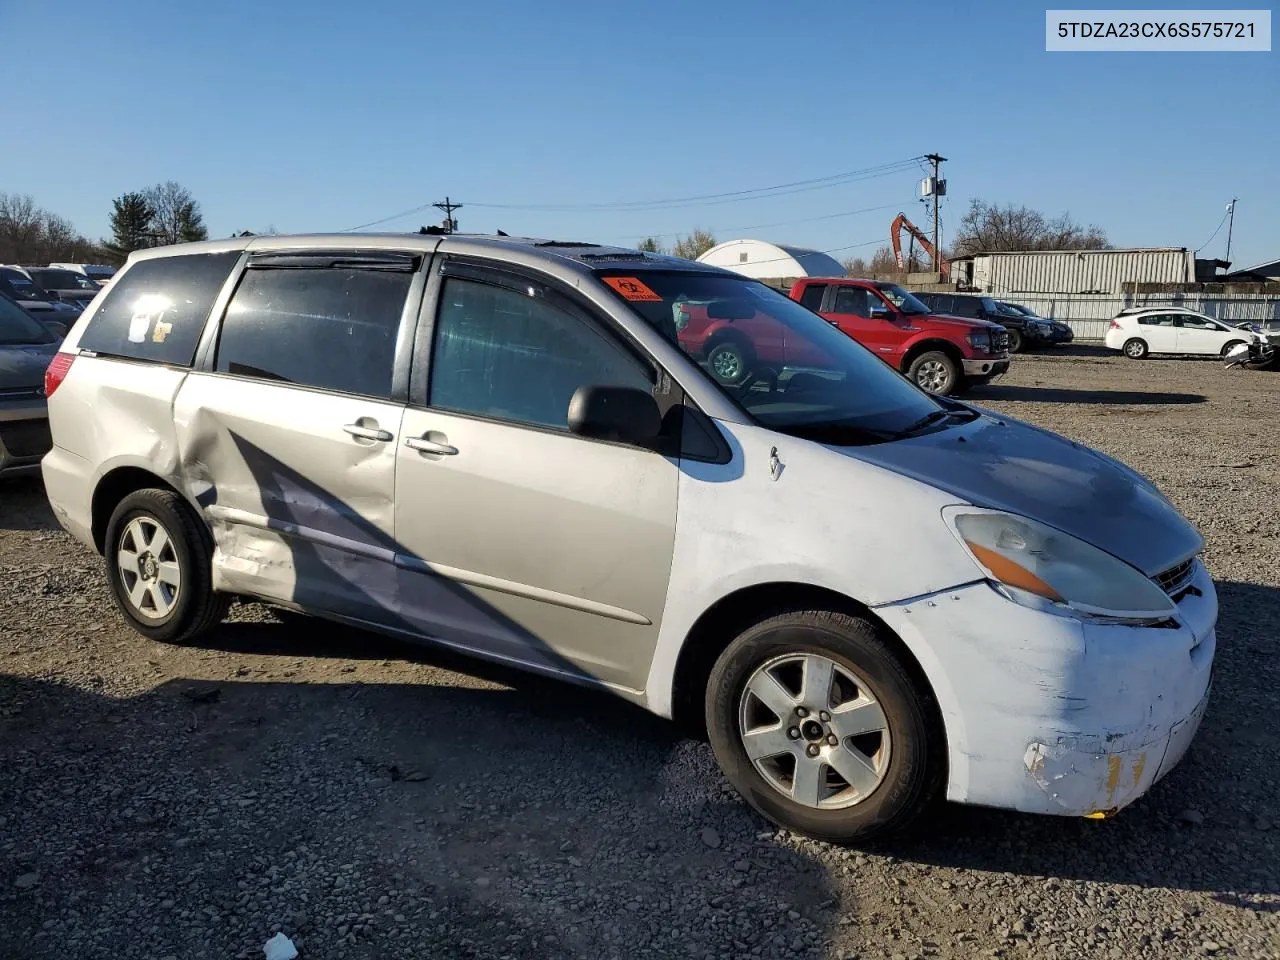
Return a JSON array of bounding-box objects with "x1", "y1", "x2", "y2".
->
[
  {"x1": 706, "y1": 338, "x2": 751, "y2": 385},
  {"x1": 104, "y1": 488, "x2": 230, "y2": 643},
  {"x1": 907, "y1": 351, "x2": 959, "y2": 396},
  {"x1": 705, "y1": 610, "x2": 943, "y2": 842},
  {"x1": 1221, "y1": 340, "x2": 1246, "y2": 359},
  {"x1": 1006, "y1": 328, "x2": 1024, "y2": 353}
]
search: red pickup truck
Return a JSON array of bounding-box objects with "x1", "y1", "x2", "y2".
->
[{"x1": 787, "y1": 278, "x2": 1010, "y2": 395}]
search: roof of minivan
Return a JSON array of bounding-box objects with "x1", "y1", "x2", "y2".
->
[{"x1": 124, "y1": 233, "x2": 735, "y2": 279}]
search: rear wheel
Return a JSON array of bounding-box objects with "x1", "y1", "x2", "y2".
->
[
  {"x1": 705, "y1": 610, "x2": 943, "y2": 842},
  {"x1": 104, "y1": 489, "x2": 230, "y2": 643},
  {"x1": 907, "y1": 351, "x2": 959, "y2": 396},
  {"x1": 1122, "y1": 338, "x2": 1148, "y2": 359}
]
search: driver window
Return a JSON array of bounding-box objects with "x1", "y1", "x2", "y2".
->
[{"x1": 832, "y1": 287, "x2": 871, "y2": 317}]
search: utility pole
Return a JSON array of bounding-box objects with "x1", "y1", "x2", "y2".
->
[
  {"x1": 924, "y1": 154, "x2": 946, "y2": 274},
  {"x1": 1224, "y1": 197, "x2": 1238, "y2": 264},
  {"x1": 433, "y1": 197, "x2": 462, "y2": 234}
]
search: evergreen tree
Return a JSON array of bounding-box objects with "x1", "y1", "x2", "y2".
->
[{"x1": 102, "y1": 193, "x2": 156, "y2": 264}]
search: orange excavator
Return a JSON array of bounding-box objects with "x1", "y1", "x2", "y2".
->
[{"x1": 890, "y1": 212, "x2": 949, "y2": 279}]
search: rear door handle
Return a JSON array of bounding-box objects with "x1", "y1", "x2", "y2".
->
[
  {"x1": 343, "y1": 423, "x2": 393, "y2": 442},
  {"x1": 405, "y1": 437, "x2": 458, "y2": 456}
]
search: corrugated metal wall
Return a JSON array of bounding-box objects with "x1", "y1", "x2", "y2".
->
[
  {"x1": 972, "y1": 249, "x2": 1194, "y2": 295},
  {"x1": 1003, "y1": 292, "x2": 1280, "y2": 340}
]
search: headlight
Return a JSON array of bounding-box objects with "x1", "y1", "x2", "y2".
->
[
  {"x1": 945, "y1": 507, "x2": 1175, "y2": 622},
  {"x1": 967, "y1": 330, "x2": 991, "y2": 351}
]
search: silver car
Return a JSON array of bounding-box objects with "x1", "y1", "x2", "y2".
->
[
  {"x1": 41, "y1": 234, "x2": 1215, "y2": 841},
  {"x1": 0, "y1": 291, "x2": 58, "y2": 477}
]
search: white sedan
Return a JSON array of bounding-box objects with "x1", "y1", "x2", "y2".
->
[{"x1": 1105, "y1": 308, "x2": 1258, "y2": 359}]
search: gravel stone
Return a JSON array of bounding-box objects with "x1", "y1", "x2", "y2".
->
[{"x1": 0, "y1": 350, "x2": 1278, "y2": 959}]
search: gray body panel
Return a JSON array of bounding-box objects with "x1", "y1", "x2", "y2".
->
[{"x1": 847, "y1": 411, "x2": 1201, "y2": 576}]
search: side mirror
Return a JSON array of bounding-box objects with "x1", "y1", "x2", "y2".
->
[
  {"x1": 567, "y1": 385, "x2": 661, "y2": 448},
  {"x1": 869, "y1": 306, "x2": 891, "y2": 320}
]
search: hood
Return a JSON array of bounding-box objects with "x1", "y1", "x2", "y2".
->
[
  {"x1": 0, "y1": 340, "x2": 58, "y2": 392},
  {"x1": 927, "y1": 312, "x2": 1004, "y2": 332},
  {"x1": 846, "y1": 412, "x2": 1201, "y2": 577}
]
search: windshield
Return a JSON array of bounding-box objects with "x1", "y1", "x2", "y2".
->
[
  {"x1": 874, "y1": 283, "x2": 929, "y2": 315},
  {"x1": 993, "y1": 301, "x2": 1029, "y2": 318},
  {"x1": 599, "y1": 270, "x2": 946, "y2": 445},
  {"x1": 0, "y1": 294, "x2": 55, "y2": 345}
]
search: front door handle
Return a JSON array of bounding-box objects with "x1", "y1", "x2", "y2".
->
[
  {"x1": 405, "y1": 436, "x2": 458, "y2": 456},
  {"x1": 343, "y1": 423, "x2": 393, "y2": 442}
]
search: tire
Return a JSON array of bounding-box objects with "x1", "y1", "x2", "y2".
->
[
  {"x1": 1221, "y1": 340, "x2": 1246, "y2": 359},
  {"x1": 705, "y1": 610, "x2": 943, "y2": 843},
  {"x1": 706, "y1": 337, "x2": 751, "y2": 385},
  {"x1": 906, "y1": 351, "x2": 959, "y2": 396},
  {"x1": 104, "y1": 488, "x2": 230, "y2": 643},
  {"x1": 1122, "y1": 338, "x2": 1148, "y2": 359},
  {"x1": 1006, "y1": 328, "x2": 1024, "y2": 353}
]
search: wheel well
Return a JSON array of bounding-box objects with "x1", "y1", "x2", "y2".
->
[
  {"x1": 901, "y1": 339, "x2": 963, "y2": 373},
  {"x1": 90, "y1": 467, "x2": 180, "y2": 553},
  {"x1": 670, "y1": 582, "x2": 941, "y2": 741}
]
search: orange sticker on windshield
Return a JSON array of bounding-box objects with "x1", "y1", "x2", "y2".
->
[{"x1": 603, "y1": 276, "x2": 663, "y2": 302}]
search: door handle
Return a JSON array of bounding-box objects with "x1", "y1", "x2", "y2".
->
[
  {"x1": 405, "y1": 437, "x2": 458, "y2": 456},
  {"x1": 343, "y1": 423, "x2": 393, "y2": 442}
]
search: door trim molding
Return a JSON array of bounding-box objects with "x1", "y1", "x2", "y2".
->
[{"x1": 394, "y1": 554, "x2": 652, "y2": 625}]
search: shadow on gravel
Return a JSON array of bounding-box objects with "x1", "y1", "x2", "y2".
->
[
  {"x1": 881, "y1": 578, "x2": 1280, "y2": 906},
  {"x1": 0, "y1": 668, "x2": 841, "y2": 960},
  {"x1": 969, "y1": 384, "x2": 1206, "y2": 405},
  {"x1": 0, "y1": 477, "x2": 57, "y2": 532}
]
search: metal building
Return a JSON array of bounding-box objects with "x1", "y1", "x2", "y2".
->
[
  {"x1": 952, "y1": 248, "x2": 1195, "y2": 295},
  {"x1": 697, "y1": 239, "x2": 846, "y2": 280}
]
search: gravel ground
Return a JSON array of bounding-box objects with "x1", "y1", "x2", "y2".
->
[{"x1": 1, "y1": 347, "x2": 1277, "y2": 960}]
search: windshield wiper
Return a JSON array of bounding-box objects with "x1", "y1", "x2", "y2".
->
[{"x1": 893, "y1": 407, "x2": 977, "y2": 438}]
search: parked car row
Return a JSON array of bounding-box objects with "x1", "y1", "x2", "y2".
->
[{"x1": 0, "y1": 263, "x2": 114, "y2": 335}]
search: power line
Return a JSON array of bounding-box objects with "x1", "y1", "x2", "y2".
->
[
  {"x1": 1194, "y1": 205, "x2": 1231, "y2": 254},
  {"x1": 614, "y1": 200, "x2": 908, "y2": 245},
  {"x1": 341, "y1": 157, "x2": 925, "y2": 231}
]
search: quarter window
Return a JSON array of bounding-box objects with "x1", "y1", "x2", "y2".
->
[
  {"x1": 215, "y1": 265, "x2": 412, "y2": 399},
  {"x1": 429, "y1": 277, "x2": 653, "y2": 431},
  {"x1": 77, "y1": 253, "x2": 239, "y2": 366}
]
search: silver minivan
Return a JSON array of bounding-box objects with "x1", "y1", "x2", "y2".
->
[{"x1": 41, "y1": 234, "x2": 1216, "y2": 840}]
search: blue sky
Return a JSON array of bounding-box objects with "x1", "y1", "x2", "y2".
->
[{"x1": 3, "y1": 0, "x2": 1276, "y2": 267}]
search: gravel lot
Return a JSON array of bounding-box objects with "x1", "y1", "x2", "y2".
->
[{"x1": 2, "y1": 347, "x2": 1277, "y2": 960}]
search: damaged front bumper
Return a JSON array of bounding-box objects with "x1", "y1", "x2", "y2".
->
[{"x1": 875, "y1": 559, "x2": 1216, "y2": 818}]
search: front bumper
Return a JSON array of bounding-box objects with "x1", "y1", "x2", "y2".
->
[
  {"x1": 961, "y1": 358, "x2": 1010, "y2": 377},
  {"x1": 0, "y1": 399, "x2": 51, "y2": 477},
  {"x1": 875, "y1": 559, "x2": 1216, "y2": 817}
]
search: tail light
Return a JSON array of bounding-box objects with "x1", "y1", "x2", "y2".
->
[
  {"x1": 44, "y1": 352, "x2": 76, "y2": 398},
  {"x1": 1109, "y1": 319, "x2": 1121, "y2": 330}
]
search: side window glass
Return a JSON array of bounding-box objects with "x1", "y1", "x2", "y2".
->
[
  {"x1": 77, "y1": 252, "x2": 239, "y2": 366},
  {"x1": 832, "y1": 287, "x2": 869, "y2": 317},
  {"x1": 215, "y1": 266, "x2": 411, "y2": 399},
  {"x1": 429, "y1": 277, "x2": 654, "y2": 431},
  {"x1": 929, "y1": 295, "x2": 952, "y2": 313},
  {"x1": 798, "y1": 283, "x2": 826, "y2": 311}
]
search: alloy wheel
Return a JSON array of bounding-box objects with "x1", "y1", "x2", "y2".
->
[
  {"x1": 738, "y1": 653, "x2": 891, "y2": 810},
  {"x1": 117, "y1": 516, "x2": 182, "y2": 620}
]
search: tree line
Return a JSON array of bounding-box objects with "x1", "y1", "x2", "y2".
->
[{"x1": 0, "y1": 182, "x2": 210, "y2": 267}]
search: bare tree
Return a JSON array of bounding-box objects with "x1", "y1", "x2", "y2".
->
[
  {"x1": 671, "y1": 228, "x2": 716, "y2": 261},
  {"x1": 0, "y1": 192, "x2": 100, "y2": 264},
  {"x1": 951, "y1": 199, "x2": 1109, "y2": 256},
  {"x1": 143, "y1": 181, "x2": 208, "y2": 245}
]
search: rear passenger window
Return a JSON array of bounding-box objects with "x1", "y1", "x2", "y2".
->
[
  {"x1": 798, "y1": 283, "x2": 827, "y2": 311},
  {"x1": 78, "y1": 253, "x2": 238, "y2": 366},
  {"x1": 215, "y1": 265, "x2": 412, "y2": 400}
]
